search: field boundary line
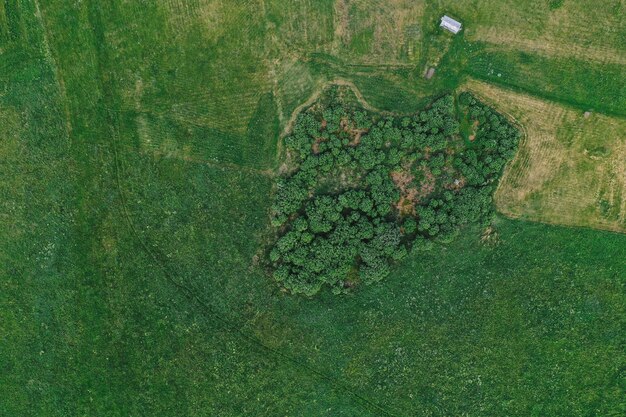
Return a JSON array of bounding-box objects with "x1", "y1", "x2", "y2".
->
[{"x1": 464, "y1": 72, "x2": 626, "y2": 119}]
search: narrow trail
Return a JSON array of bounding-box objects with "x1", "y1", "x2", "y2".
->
[
  {"x1": 121, "y1": 145, "x2": 276, "y2": 177},
  {"x1": 281, "y1": 78, "x2": 396, "y2": 138}
]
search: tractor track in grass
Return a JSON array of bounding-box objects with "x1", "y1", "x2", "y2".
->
[
  {"x1": 110, "y1": 108, "x2": 400, "y2": 417},
  {"x1": 33, "y1": 0, "x2": 73, "y2": 145}
]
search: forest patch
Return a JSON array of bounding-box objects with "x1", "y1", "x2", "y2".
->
[{"x1": 268, "y1": 87, "x2": 520, "y2": 295}]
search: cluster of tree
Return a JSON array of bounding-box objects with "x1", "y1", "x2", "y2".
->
[
  {"x1": 269, "y1": 88, "x2": 520, "y2": 295},
  {"x1": 455, "y1": 92, "x2": 521, "y2": 186}
]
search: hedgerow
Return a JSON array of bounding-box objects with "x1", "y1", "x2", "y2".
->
[{"x1": 269, "y1": 88, "x2": 520, "y2": 295}]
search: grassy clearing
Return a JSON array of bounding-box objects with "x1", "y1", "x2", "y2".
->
[
  {"x1": 464, "y1": 79, "x2": 626, "y2": 232},
  {"x1": 261, "y1": 218, "x2": 625, "y2": 416}
]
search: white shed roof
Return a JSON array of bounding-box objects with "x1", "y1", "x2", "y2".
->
[{"x1": 440, "y1": 15, "x2": 462, "y2": 34}]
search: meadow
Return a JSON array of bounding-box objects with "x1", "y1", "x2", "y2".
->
[{"x1": 1, "y1": 0, "x2": 625, "y2": 415}]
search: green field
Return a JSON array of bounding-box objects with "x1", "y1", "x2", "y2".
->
[{"x1": 1, "y1": 0, "x2": 625, "y2": 415}]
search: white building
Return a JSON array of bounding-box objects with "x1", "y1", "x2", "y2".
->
[{"x1": 440, "y1": 15, "x2": 462, "y2": 34}]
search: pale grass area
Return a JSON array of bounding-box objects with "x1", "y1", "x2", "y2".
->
[
  {"x1": 473, "y1": 29, "x2": 626, "y2": 65},
  {"x1": 332, "y1": 0, "x2": 424, "y2": 63},
  {"x1": 263, "y1": 0, "x2": 336, "y2": 53},
  {"x1": 163, "y1": 0, "x2": 227, "y2": 42},
  {"x1": 463, "y1": 79, "x2": 626, "y2": 233},
  {"x1": 333, "y1": 0, "x2": 349, "y2": 46},
  {"x1": 464, "y1": 0, "x2": 626, "y2": 64}
]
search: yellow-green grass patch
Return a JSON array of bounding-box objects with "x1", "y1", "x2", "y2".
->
[{"x1": 464, "y1": 79, "x2": 626, "y2": 232}]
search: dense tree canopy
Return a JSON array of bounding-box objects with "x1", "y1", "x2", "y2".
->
[{"x1": 269, "y1": 88, "x2": 520, "y2": 295}]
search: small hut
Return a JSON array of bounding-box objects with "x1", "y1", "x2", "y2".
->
[{"x1": 440, "y1": 16, "x2": 462, "y2": 34}]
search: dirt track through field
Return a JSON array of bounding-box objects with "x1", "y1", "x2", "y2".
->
[{"x1": 282, "y1": 78, "x2": 393, "y2": 137}]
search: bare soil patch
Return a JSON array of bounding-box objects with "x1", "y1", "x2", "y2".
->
[{"x1": 392, "y1": 170, "x2": 418, "y2": 214}]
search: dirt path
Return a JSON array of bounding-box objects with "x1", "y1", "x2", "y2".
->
[{"x1": 281, "y1": 78, "x2": 394, "y2": 138}]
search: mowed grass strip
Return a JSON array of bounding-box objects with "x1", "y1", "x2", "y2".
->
[
  {"x1": 90, "y1": 0, "x2": 279, "y2": 169},
  {"x1": 463, "y1": 79, "x2": 626, "y2": 232},
  {"x1": 330, "y1": 0, "x2": 425, "y2": 64}
]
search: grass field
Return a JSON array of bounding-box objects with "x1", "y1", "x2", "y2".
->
[{"x1": 1, "y1": 0, "x2": 625, "y2": 415}]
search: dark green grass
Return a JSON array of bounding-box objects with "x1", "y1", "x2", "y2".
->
[
  {"x1": 0, "y1": 2, "x2": 370, "y2": 415},
  {"x1": 2, "y1": 0, "x2": 626, "y2": 415},
  {"x1": 467, "y1": 49, "x2": 626, "y2": 116},
  {"x1": 259, "y1": 218, "x2": 626, "y2": 415}
]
